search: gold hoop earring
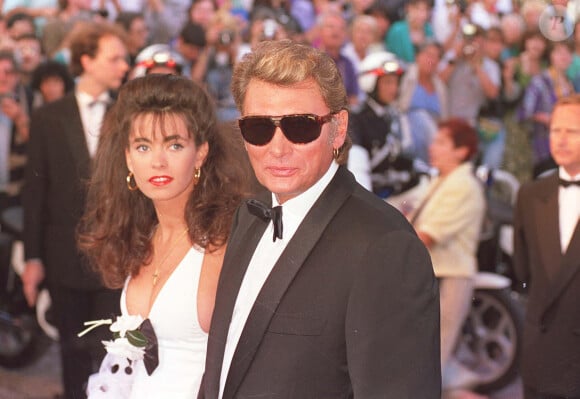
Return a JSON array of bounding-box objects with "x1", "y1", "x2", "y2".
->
[
  {"x1": 194, "y1": 167, "x2": 201, "y2": 182},
  {"x1": 126, "y1": 172, "x2": 138, "y2": 191},
  {"x1": 332, "y1": 148, "x2": 340, "y2": 160}
]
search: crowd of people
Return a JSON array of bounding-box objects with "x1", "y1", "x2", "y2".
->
[
  {"x1": 0, "y1": 0, "x2": 578, "y2": 193},
  {"x1": 0, "y1": 0, "x2": 579, "y2": 398}
]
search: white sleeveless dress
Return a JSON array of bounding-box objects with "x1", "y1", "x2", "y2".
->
[{"x1": 121, "y1": 247, "x2": 208, "y2": 398}]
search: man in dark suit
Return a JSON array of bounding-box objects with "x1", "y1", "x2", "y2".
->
[
  {"x1": 0, "y1": 50, "x2": 31, "y2": 295},
  {"x1": 199, "y1": 39, "x2": 441, "y2": 399},
  {"x1": 514, "y1": 94, "x2": 580, "y2": 399},
  {"x1": 21, "y1": 22, "x2": 129, "y2": 399}
]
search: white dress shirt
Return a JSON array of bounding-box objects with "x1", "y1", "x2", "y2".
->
[
  {"x1": 76, "y1": 90, "x2": 110, "y2": 157},
  {"x1": 559, "y1": 168, "x2": 580, "y2": 253},
  {"x1": 219, "y1": 162, "x2": 339, "y2": 399}
]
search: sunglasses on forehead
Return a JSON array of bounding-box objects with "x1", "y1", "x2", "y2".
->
[{"x1": 238, "y1": 112, "x2": 337, "y2": 146}]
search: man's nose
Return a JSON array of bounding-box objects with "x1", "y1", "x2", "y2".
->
[{"x1": 268, "y1": 127, "x2": 292, "y2": 156}]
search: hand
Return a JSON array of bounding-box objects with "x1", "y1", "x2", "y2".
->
[
  {"x1": 534, "y1": 112, "x2": 551, "y2": 126},
  {"x1": 21, "y1": 260, "x2": 45, "y2": 307},
  {"x1": 502, "y1": 57, "x2": 517, "y2": 82},
  {"x1": 466, "y1": 47, "x2": 483, "y2": 69},
  {"x1": 0, "y1": 96, "x2": 23, "y2": 121}
]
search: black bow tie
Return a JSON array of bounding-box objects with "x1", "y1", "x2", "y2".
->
[
  {"x1": 559, "y1": 178, "x2": 580, "y2": 188},
  {"x1": 247, "y1": 199, "x2": 283, "y2": 242},
  {"x1": 88, "y1": 98, "x2": 110, "y2": 108},
  {"x1": 139, "y1": 318, "x2": 159, "y2": 376}
]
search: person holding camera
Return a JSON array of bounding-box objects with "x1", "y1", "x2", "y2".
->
[
  {"x1": 203, "y1": 11, "x2": 241, "y2": 122},
  {"x1": 440, "y1": 24, "x2": 500, "y2": 140}
]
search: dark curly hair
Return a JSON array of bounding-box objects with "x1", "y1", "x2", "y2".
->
[
  {"x1": 30, "y1": 60, "x2": 75, "y2": 93},
  {"x1": 78, "y1": 74, "x2": 253, "y2": 288}
]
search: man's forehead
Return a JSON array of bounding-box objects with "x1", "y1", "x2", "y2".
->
[{"x1": 554, "y1": 103, "x2": 580, "y2": 116}]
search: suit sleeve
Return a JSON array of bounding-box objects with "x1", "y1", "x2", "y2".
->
[
  {"x1": 345, "y1": 229, "x2": 441, "y2": 398},
  {"x1": 22, "y1": 109, "x2": 50, "y2": 261},
  {"x1": 512, "y1": 184, "x2": 530, "y2": 287}
]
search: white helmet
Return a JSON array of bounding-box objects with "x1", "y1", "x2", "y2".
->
[
  {"x1": 358, "y1": 51, "x2": 404, "y2": 94},
  {"x1": 132, "y1": 44, "x2": 185, "y2": 78}
]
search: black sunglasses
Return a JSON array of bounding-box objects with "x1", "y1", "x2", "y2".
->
[{"x1": 238, "y1": 112, "x2": 336, "y2": 146}]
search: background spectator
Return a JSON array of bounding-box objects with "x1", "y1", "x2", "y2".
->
[
  {"x1": 499, "y1": 12, "x2": 525, "y2": 61},
  {"x1": 364, "y1": 0, "x2": 391, "y2": 41},
  {"x1": 29, "y1": 59, "x2": 74, "y2": 107},
  {"x1": 22, "y1": 21, "x2": 128, "y2": 399},
  {"x1": 41, "y1": 0, "x2": 94, "y2": 58},
  {"x1": 440, "y1": 24, "x2": 500, "y2": 127},
  {"x1": 5, "y1": 11, "x2": 36, "y2": 39},
  {"x1": 409, "y1": 118, "x2": 486, "y2": 399},
  {"x1": 14, "y1": 33, "x2": 45, "y2": 88},
  {"x1": 513, "y1": 93, "x2": 580, "y2": 399},
  {"x1": 316, "y1": 9, "x2": 360, "y2": 106},
  {"x1": 175, "y1": 21, "x2": 207, "y2": 81},
  {"x1": 348, "y1": 51, "x2": 421, "y2": 196},
  {"x1": 399, "y1": 39, "x2": 448, "y2": 163},
  {"x1": 518, "y1": 40, "x2": 574, "y2": 177},
  {"x1": 115, "y1": 11, "x2": 149, "y2": 67},
  {"x1": 342, "y1": 14, "x2": 384, "y2": 77},
  {"x1": 0, "y1": 50, "x2": 30, "y2": 212},
  {"x1": 477, "y1": 26, "x2": 507, "y2": 169},
  {"x1": 385, "y1": 0, "x2": 433, "y2": 63}
]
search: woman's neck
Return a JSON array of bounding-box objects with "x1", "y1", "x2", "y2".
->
[{"x1": 418, "y1": 71, "x2": 434, "y2": 91}]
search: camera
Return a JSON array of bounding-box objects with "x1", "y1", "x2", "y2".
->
[
  {"x1": 91, "y1": 9, "x2": 109, "y2": 18},
  {"x1": 262, "y1": 19, "x2": 278, "y2": 40},
  {"x1": 462, "y1": 43, "x2": 477, "y2": 56},
  {"x1": 218, "y1": 30, "x2": 235, "y2": 46},
  {"x1": 461, "y1": 23, "x2": 479, "y2": 56}
]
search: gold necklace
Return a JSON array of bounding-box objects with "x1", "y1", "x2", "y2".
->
[{"x1": 152, "y1": 228, "x2": 189, "y2": 286}]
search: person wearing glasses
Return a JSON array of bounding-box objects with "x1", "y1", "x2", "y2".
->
[{"x1": 198, "y1": 39, "x2": 441, "y2": 399}]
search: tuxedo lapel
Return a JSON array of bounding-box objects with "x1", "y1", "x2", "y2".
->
[
  {"x1": 534, "y1": 176, "x2": 561, "y2": 281},
  {"x1": 61, "y1": 94, "x2": 91, "y2": 178},
  {"x1": 203, "y1": 206, "x2": 269, "y2": 399},
  {"x1": 223, "y1": 167, "x2": 354, "y2": 399},
  {"x1": 542, "y1": 220, "x2": 580, "y2": 316}
]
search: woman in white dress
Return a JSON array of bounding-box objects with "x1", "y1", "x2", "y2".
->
[{"x1": 78, "y1": 74, "x2": 252, "y2": 397}]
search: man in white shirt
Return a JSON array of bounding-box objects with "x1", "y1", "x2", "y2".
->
[
  {"x1": 514, "y1": 94, "x2": 580, "y2": 399},
  {"x1": 199, "y1": 39, "x2": 440, "y2": 399},
  {"x1": 21, "y1": 21, "x2": 128, "y2": 399}
]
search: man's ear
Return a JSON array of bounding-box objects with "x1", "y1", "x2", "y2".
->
[
  {"x1": 332, "y1": 109, "x2": 348, "y2": 149},
  {"x1": 80, "y1": 54, "x2": 92, "y2": 74}
]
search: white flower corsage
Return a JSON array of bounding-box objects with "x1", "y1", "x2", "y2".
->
[
  {"x1": 79, "y1": 315, "x2": 158, "y2": 376},
  {"x1": 78, "y1": 315, "x2": 148, "y2": 360}
]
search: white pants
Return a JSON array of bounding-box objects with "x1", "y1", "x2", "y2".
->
[{"x1": 439, "y1": 276, "x2": 475, "y2": 385}]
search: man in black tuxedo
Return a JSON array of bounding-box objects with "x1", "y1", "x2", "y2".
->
[
  {"x1": 199, "y1": 39, "x2": 441, "y2": 399},
  {"x1": 514, "y1": 94, "x2": 580, "y2": 399},
  {"x1": 21, "y1": 22, "x2": 129, "y2": 399}
]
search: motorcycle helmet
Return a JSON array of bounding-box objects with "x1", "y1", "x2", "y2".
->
[
  {"x1": 358, "y1": 51, "x2": 405, "y2": 94},
  {"x1": 132, "y1": 44, "x2": 185, "y2": 78}
]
